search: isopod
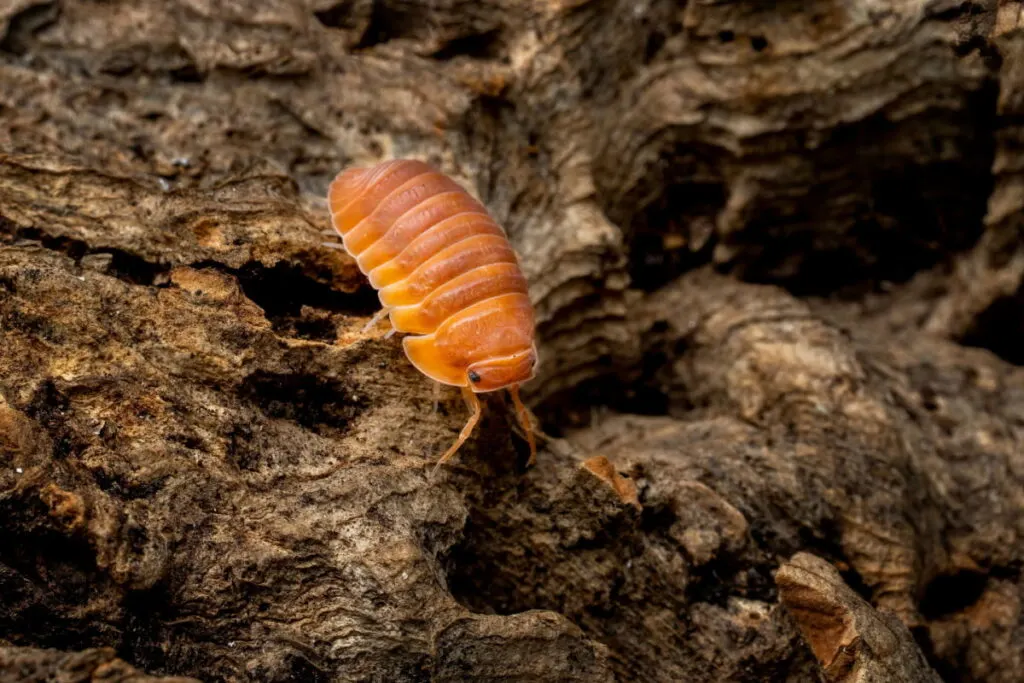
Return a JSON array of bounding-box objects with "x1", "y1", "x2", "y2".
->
[{"x1": 326, "y1": 159, "x2": 538, "y2": 469}]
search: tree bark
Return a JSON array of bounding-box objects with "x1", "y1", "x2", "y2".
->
[{"x1": 1, "y1": 1, "x2": 1021, "y2": 681}]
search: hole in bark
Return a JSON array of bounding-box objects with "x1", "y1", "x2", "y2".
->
[
  {"x1": 644, "y1": 31, "x2": 666, "y2": 62},
  {"x1": 789, "y1": 520, "x2": 875, "y2": 603},
  {"x1": 718, "y1": 30, "x2": 735, "y2": 43},
  {"x1": 284, "y1": 653, "x2": 331, "y2": 683},
  {"x1": 628, "y1": 183, "x2": 724, "y2": 292},
  {"x1": 920, "y1": 386, "x2": 940, "y2": 411},
  {"x1": 0, "y1": 0, "x2": 59, "y2": 55},
  {"x1": 930, "y1": 1, "x2": 991, "y2": 22},
  {"x1": 603, "y1": 59, "x2": 997, "y2": 297},
  {"x1": 953, "y1": 35, "x2": 994, "y2": 59},
  {"x1": 233, "y1": 261, "x2": 377, "y2": 341},
  {"x1": 239, "y1": 371, "x2": 367, "y2": 436},
  {"x1": 738, "y1": 87, "x2": 996, "y2": 294},
  {"x1": 686, "y1": 554, "x2": 777, "y2": 606},
  {"x1": 8, "y1": 227, "x2": 87, "y2": 262},
  {"x1": 353, "y1": 2, "x2": 405, "y2": 50},
  {"x1": 601, "y1": 141, "x2": 727, "y2": 292},
  {"x1": 959, "y1": 290, "x2": 1024, "y2": 365},
  {"x1": 168, "y1": 64, "x2": 204, "y2": 83},
  {"x1": 314, "y1": 1, "x2": 356, "y2": 29},
  {"x1": 105, "y1": 250, "x2": 168, "y2": 285},
  {"x1": 0, "y1": 491, "x2": 112, "y2": 650},
  {"x1": 919, "y1": 570, "x2": 988, "y2": 619},
  {"x1": 293, "y1": 316, "x2": 339, "y2": 341},
  {"x1": 837, "y1": 565, "x2": 873, "y2": 603},
  {"x1": 5, "y1": 227, "x2": 171, "y2": 286},
  {"x1": 537, "y1": 369, "x2": 673, "y2": 434},
  {"x1": 430, "y1": 29, "x2": 503, "y2": 61},
  {"x1": 639, "y1": 500, "x2": 676, "y2": 533},
  {"x1": 751, "y1": 35, "x2": 768, "y2": 52},
  {"x1": 121, "y1": 583, "x2": 185, "y2": 676}
]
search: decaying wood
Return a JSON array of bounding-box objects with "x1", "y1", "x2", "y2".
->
[
  {"x1": 0, "y1": 643, "x2": 199, "y2": 682},
  {"x1": 1, "y1": 0, "x2": 1022, "y2": 681},
  {"x1": 777, "y1": 553, "x2": 942, "y2": 683}
]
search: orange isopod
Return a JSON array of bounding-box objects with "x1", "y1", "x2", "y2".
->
[{"x1": 325, "y1": 159, "x2": 538, "y2": 468}]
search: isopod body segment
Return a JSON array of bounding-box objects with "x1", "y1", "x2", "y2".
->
[{"x1": 326, "y1": 159, "x2": 538, "y2": 468}]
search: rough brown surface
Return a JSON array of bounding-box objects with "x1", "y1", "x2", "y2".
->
[
  {"x1": 777, "y1": 553, "x2": 942, "y2": 683},
  {"x1": 0, "y1": 643, "x2": 198, "y2": 682},
  {"x1": 1, "y1": 1, "x2": 1022, "y2": 682}
]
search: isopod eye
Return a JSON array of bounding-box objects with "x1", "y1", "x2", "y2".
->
[{"x1": 468, "y1": 370, "x2": 482, "y2": 383}]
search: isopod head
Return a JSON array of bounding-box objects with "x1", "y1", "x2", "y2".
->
[
  {"x1": 466, "y1": 346, "x2": 538, "y2": 392},
  {"x1": 401, "y1": 292, "x2": 536, "y2": 392}
]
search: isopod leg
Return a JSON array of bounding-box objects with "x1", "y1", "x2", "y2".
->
[
  {"x1": 460, "y1": 386, "x2": 478, "y2": 413},
  {"x1": 508, "y1": 406, "x2": 554, "y2": 444},
  {"x1": 361, "y1": 307, "x2": 391, "y2": 333},
  {"x1": 434, "y1": 386, "x2": 481, "y2": 472},
  {"x1": 508, "y1": 384, "x2": 537, "y2": 467}
]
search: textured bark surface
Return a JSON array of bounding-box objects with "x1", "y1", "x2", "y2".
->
[
  {"x1": 1, "y1": 1, "x2": 1022, "y2": 682},
  {"x1": 0, "y1": 643, "x2": 199, "y2": 682},
  {"x1": 777, "y1": 553, "x2": 942, "y2": 683}
]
